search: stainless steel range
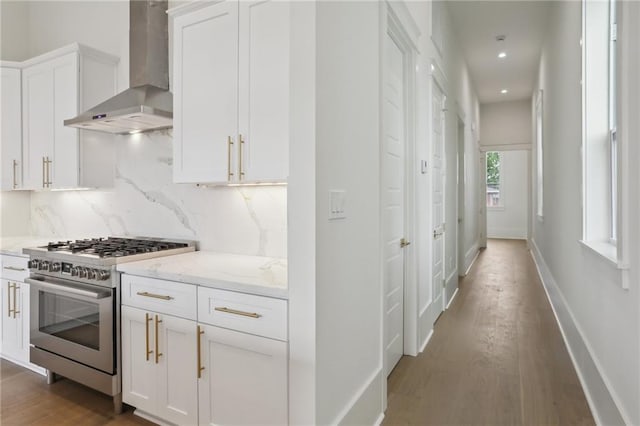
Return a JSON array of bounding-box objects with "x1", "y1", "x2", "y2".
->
[{"x1": 23, "y1": 237, "x2": 196, "y2": 413}]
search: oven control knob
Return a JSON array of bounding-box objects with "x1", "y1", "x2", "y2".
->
[
  {"x1": 71, "y1": 266, "x2": 80, "y2": 276},
  {"x1": 78, "y1": 267, "x2": 88, "y2": 278},
  {"x1": 28, "y1": 259, "x2": 39, "y2": 269},
  {"x1": 97, "y1": 270, "x2": 110, "y2": 281},
  {"x1": 50, "y1": 262, "x2": 61, "y2": 272},
  {"x1": 39, "y1": 261, "x2": 50, "y2": 271},
  {"x1": 87, "y1": 269, "x2": 98, "y2": 280}
]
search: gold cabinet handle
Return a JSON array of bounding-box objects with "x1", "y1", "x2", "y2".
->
[
  {"x1": 400, "y1": 238, "x2": 411, "y2": 248},
  {"x1": 227, "y1": 136, "x2": 234, "y2": 181},
  {"x1": 197, "y1": 325, "x2": 205, "y2": 379},
  {"x1": 214, "y1": 306, "x2": 262, "y2": 319},
  {"x1": 145, "y1": 313, "x2": 153, "y2": 361},
  {"x1": 238, "y1": 134, "x2": 245, "y2": 181},
  {"x1": 3, "y1": 266, "x2": 26, "y2": 272},
  {"x1": 7, "y1": 283, "x2": 12, "y2": 318},
  {"x1": 12, "y1": 159, "x2": 17, "y2": 189},
  {"x1": 155, "y1": 315, "x2": 162, "y2": 364},
  {"x1": 136, "y1": 291, "x2": 173, "y2": 301},
  {"x1": 12, "y1": 283, "x2": 19, "y2": 318}
]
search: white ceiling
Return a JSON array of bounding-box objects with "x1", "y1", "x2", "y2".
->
[{"x1": 447, "y1": 1, "x2": 551, "y2": 104}]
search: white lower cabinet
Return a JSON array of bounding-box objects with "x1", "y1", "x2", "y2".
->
[
  {"x1": 198, "y1": 323, "x2": 288, "y2": 426},
  {"x1": 0, "y1": 254, "x2": 43, "y2": 374},
  {"x1": 120, "y1": 274, "x2": 289, "y2": 425},
  {"x1": 121, "y1": 305, "x2": 198, "y2": 426},
  {"x1": 1, "y1": 279, "x2": 29, "y2": 363}
]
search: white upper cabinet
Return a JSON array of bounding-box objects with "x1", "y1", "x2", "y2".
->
[
  {"x1": 21, "y1": 44, "x2": 118, "y2": 190},
  {"x1": 171, "y1": 0, "x2": 290, "y2": 184},
  {"x1": 0, "y1": 64, "x2": 23, "y2": 190}
]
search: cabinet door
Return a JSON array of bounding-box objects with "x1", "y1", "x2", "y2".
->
[
  {"x1": 22, "y1": 62, "x2": 54, "y2": 190},
  {"x1": 22, "y1": 52, "x2": 79, "y2": 189},
  {"x1": 173, "y1": 1, "x2": 239, "y2": 183},
  {"x1": 238, "y1": 0, "x2": 290, "y2": 183},
  {"x1": 156, "y1": 313, "x2": 198, "y2": 426},
  {"x1": 1, "y1": 67, "x2": 23, "y2": 190},
  {"x1": 1, "y1": 279, "x2": 28, "y2": 363},
  {"x1": 122, "y1": 305, "x2": 157, "y2": 414},
  {"x1": 198, "y1": 324, "x2": 288, "y2": 426},
  {"x1": 51, "y1": 53, "x2": 80, "y2": 188}
]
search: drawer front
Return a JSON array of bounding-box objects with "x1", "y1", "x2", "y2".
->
[
  {"x1": 198, "y1": 287, "x2": 287, "y2": 341},
  {"x1": 0, "y1": 255, "x2": 29, "y2": 281},
  {"x1": 121, "y1": 274, "x2": 197, "y2": 320}
]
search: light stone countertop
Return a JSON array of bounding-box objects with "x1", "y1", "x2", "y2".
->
[
  {"x1": 116, "y1": 251, "x2": 288, "y2": 299},
  {"x1": 0, "y1": 236, "x2": 57, "y2": 257}
]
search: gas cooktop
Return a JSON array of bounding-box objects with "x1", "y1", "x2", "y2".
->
[{"x1": 24, "y1": 236, "x2": 196, "y2": 267}]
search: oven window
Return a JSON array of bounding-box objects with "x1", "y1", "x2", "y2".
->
[{"x1": 38, "y1": 292, "x2": 101, "y2": 350}]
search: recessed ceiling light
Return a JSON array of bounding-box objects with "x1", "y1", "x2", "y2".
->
[
  {"x1": 501, "y1": 89, "x2": 509, "y2": 94},
  {"x1": 498, "y1": 52, "x2": 507, "y2": 58}
]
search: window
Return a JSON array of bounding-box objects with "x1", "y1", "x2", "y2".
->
[
  {"x1": 581, "y1": 0, "x2": 619, "y2": 259},
  {"x1": 486, "y1": 151, "x2": 502, "y2": 208}
]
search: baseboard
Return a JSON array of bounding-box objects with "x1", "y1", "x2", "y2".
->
[
  {"x1": 463, "y1": 242, "x2": 480, "y2": 276},
  {"x1": 529, "y1": 240, "x2": 628, "y2": 426},
  {"x1": 1, "y1": 354, "x2": 46, "y2": 376},
  {"x1": 374, "y1": 412, "x2": 385, "y2": 426},
  {"x1": 446, "y1": 287, "x2": 459, "y2": 310},
  {"x1": 444, "y1": 271, "x2": 458, "y2": 308},
  {"x1": 486, "y1": 228, "x2": 527, "y2": 239},
  {"x1": 335, "y1": 367, "x2": 384, "y2": 426},
  {"x1": 419, "y1": 328, "x2": 434, "y2": 353}
]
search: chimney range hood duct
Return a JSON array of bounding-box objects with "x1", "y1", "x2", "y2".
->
[{"x1": 64, "y1": 0, "x2": 172, "y2": 135}]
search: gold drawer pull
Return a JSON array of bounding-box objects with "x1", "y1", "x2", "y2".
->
[
  {"x1": 214, "y1": 307, "x2": 262, "y2": 318},
  {"x1": 197, "y1": 325, "x2": 205, "y2": 379},
  {"x1": 136, "y1": 291, "x2": 173, "y2": 301},
  {"x1": 3, "y1": 266, "x2": 26, "y2": 272},
  {"x1": 145, "y1": 313, "x2": 153, "y2": 361},
  {"x1": 155, "y1": 315, "x2": 162, "y2": 364}
]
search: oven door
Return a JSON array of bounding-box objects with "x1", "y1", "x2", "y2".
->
[{"x1": 27, "y1": 276, "x2": 114, "y2": 374}]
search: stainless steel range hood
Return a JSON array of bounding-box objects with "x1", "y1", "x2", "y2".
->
[{"x1": 64, "y1": 0, "x2": 172, "y2": 135}]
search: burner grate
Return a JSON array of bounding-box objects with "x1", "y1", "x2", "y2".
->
[{"x1": 44, "y1": 237, "x2": 189, "y2": 258}]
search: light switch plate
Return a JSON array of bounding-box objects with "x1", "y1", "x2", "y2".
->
[{"x1": 329, "y1": 190, "x2": 346, "y2": 220}]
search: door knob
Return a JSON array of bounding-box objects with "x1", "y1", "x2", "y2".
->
[{"x1": 400, "y1": 238, "x2": 411, "y2": 248}]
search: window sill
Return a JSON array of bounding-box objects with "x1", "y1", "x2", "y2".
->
[{"x1": 578, "y1": 240, "x2": 626, "y2": 269}]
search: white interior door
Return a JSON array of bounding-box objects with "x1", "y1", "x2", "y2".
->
[
  {"x1": 383, "y1": 32, "x2": 406, "y2": 377},
  {"x1": 432, "y1": 81, "x2": 446, "y2": 316}
]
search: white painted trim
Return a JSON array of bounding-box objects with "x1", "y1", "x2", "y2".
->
[
  {"x1": 479, "y1": 143, "x2": 532, "y2": 152},
  {"x1": 374, "y1": 413, "x2": 385, "y2": 426},
  {"x1": 332, "y1": 367, "x2": 384, "y2": 426},
  {"x1": 0, "y1": 355, "x2": 45, "y2": 376},
  {"x1": 21, "y1": 43, "x2": 118, "y2": 68},
  {"x1": 445, "y1": 287, "x2": 459, "y2": 310},
  {"x1": 462, "y1": 242, "x2": 480, "y2": 276},
  {"x1": 529, "y1": 240, "x2": 630, "y2": 426},
  {"x1": 385, "y1": 0, "x2": 421, "y2": 50},
  {"x1": 419, "y1": 328, "x2": 434, "y2": 353},
  {"x1": 487, "y1": 230, "x2": 527, "y2": 240}
]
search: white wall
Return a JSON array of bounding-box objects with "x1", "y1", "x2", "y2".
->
[
  {"x1": 314, "y1": 2, "x2": 383, "y2": 424},
  {"x1": 531, "y1": 1, "x2": 639, "y2": 425},
  {"x1": 480, "y1": 99, "x2": 531, "y2": 147},
  {"x1": 487, "y1": 150, "x2": 528, "y2": 239},
  {"x1": 0, "y1": 1, "x2": 30, "y2": 61}
]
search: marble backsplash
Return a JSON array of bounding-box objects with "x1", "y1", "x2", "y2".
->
[{"x1": 28, "y1": 130, "x2": 287, "y2": 258}]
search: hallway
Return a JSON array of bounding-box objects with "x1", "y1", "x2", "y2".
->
[{"x1": 383, "y1": 239, "x2": 594, "y2": 425}]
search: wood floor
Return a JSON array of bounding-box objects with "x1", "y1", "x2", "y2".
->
[
  {"x1": 383, "y1": 239, "x2": 595, "y2": 425},
  {"x1": 0, "y1": 360, "x2": 153, "y2": 425}
]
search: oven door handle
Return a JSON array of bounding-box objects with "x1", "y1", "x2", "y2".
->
[{"x1": 25, "y1": 278, "x2": 111, "y2": 300}]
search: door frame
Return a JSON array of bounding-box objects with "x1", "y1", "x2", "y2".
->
[
  {"x1": 380, "y1": 0, "x2": 420, "y2": 388},
  {"x1": 456, "y1": 112, "x2": 466, "y2": 277}
]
